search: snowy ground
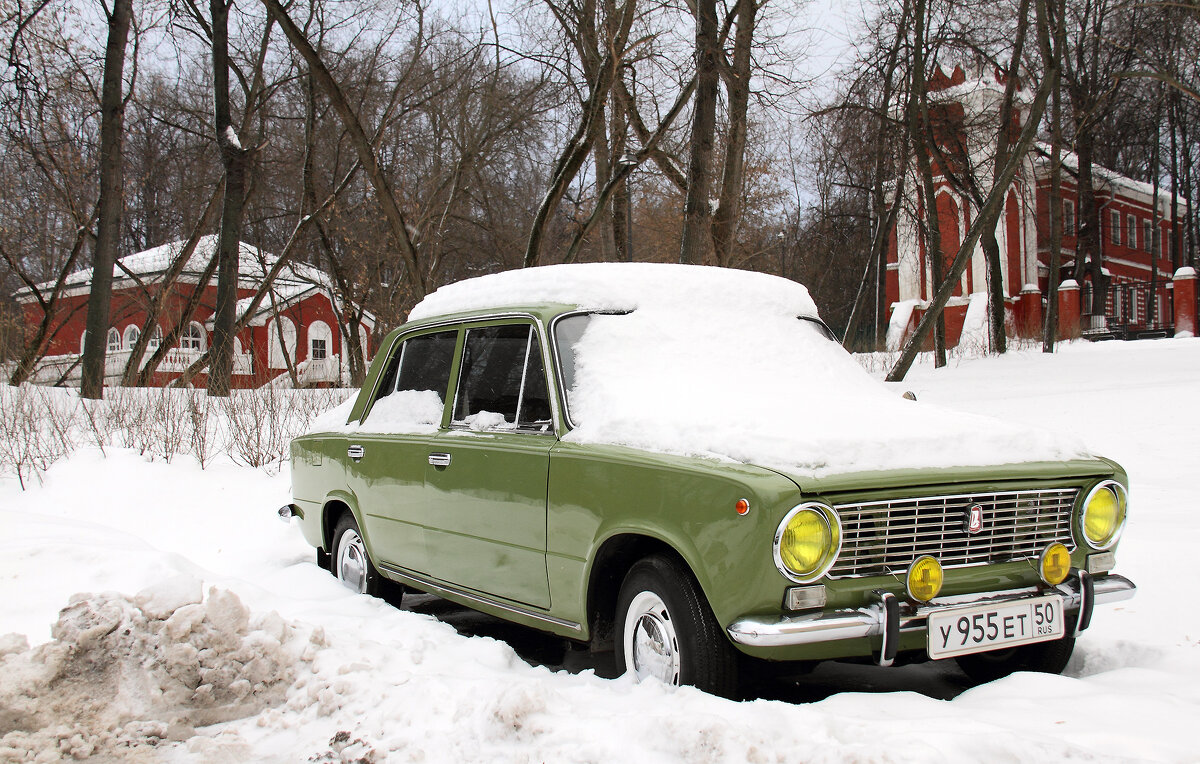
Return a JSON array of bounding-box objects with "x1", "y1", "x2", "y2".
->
[{"x1": 2, "y1": 338, "x2": 1198, "y2": 762}]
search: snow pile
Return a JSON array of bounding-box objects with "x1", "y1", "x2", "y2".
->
[
  {"x1": 408, "y1": 263, "x2": 821, "y2": 320},
  {"x1": 0, "y1": 579, "x2": 310, "y2": 761},
  {"x1": 563, "y1": 307, "x2": 1085, "y2": 476}
]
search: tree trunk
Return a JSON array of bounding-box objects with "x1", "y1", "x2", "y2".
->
[
  {"x1": 906, "y1": 0, "x2": 947, "y2": 367},
  {"x1": 710, "y1": 0, "x2": 756, "y2": 267},
  {"x1": 1044, "y1": 23, "x2": 1065, "y2": 353},
  {"x1": 678, "y1": 0, "x2": 719, "y2": 265},
  {"x1": 981, "y1": 227, "x2": 1007, "y2": 352},
  {"x1": 1168, "y1": 90, "x2": 1181, "y2": 273},
  {"x1": 1072, "y1": 132, "x2": 1107, "y2": 303},
  {"x1": 206, "y1": 0, "x2": 250, "y2": 396},
  {"x1": 80, "y1": 0, "x2": 132, "y2": 399}
]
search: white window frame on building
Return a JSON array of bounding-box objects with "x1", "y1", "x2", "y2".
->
[
  {"x1": 148, "y1": 325, "x2": 163, "y2": 350},
  {"x1": 123, "y1": 324, "x2": 140, "y2": 350},
  {"x1": 181, "y1": 322, "x2": 206, "y2": 352},
  {"x1": 1143, "y1": 220, "x2": 1152, "y2": 252},
  {"x1": 1063, "y1": 199, "x2": 1075, "y2": 233},
  {"x1": 308, "y1": 319, "x2": 333, "y2": 362},
  {"x1": 106, "y1": 327, "x2": 121, "y2": 353},
  {"x1": 1126, "y1": 214, "x2": 1137, "y2": 250},
  {"x1": 1110, "y1": 210, "x2": 1121, "y2": 245}
]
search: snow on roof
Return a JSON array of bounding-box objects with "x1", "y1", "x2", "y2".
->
[
  {"x1": 22, "y1": 235, "x2": 332, "y2": 297},
  {"x1": 1034, "y1": 148, "x2": 1188, "y2": 211},
  {"x1": 407, "y1": 263, "x2": 822, "y2": 321},
  {"x1": 396, "y1": 264, "x2": 1086, "y2": 477}
]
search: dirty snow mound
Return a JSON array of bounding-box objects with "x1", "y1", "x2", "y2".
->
[{"x1": 0, "y1": 578, "x2": 310, "y2": 761}]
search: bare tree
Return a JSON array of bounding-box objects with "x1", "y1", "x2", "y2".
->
[{"x1": 79, "y1": 0, "x2": 133, "y2": 398}]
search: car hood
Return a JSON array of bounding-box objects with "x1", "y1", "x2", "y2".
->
[{"x1": 760, "y1": 455, "x2": 1121, "y2": 497}]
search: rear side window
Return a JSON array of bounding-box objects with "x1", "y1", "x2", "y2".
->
[
  {"x1": 366, "y1": 329, "x2": 457, "y2": 425},
  {"x1": 453, "y1": 324, "x2": 552, "y2": 432}
]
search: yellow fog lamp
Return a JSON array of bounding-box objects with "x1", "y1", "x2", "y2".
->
[
  {"x1": 906, "y1": 555, "x2": 944, "y2": 602},
  {"x1": 1081, "y1": 481, "x2": 1127, "y2": 550},
  {"x1": 1039, "y1": 542, "x2": 1072, "y2": 586},
  {"x1": 773, "y1": 503, "x2": 841, "y2": 583}
]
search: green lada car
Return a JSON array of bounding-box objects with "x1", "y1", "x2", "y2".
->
[{"x1": 283, "y1": 263, "x2": 1135, "y2": 697}]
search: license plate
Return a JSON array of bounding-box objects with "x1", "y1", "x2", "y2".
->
[{"x1": 926, "y1": 595, "x2": 1065, "y2": 659}]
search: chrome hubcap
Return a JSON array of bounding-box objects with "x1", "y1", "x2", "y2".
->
[
  {"x1": 337, "y1": 528, "x2": 369, "y2": 593},
  {"x1": 624, "y1": 591, "x2": 680, "y2": 685}
]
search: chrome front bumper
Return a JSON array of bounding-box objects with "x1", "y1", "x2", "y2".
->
[{"x1": 728, "y1": 572, "x2": 1136, "y2": 651}]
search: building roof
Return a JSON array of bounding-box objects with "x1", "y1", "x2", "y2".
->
[
  {"x1": 14, "y1": 236, "x2": 373, "y2": 328},
  {"x1": 1033, "y1": 146, "x2": 1188, "y2": 213}
]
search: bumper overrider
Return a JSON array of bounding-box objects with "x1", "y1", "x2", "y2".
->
[{"x1": 727, "y1": 571, "x2": 1135, "y2": 664}]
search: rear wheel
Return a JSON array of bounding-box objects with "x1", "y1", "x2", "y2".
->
[
  {"x1": 615, "y1": 554, "x2": 738, "y2": 698},
  {"x1": 332, "y1": 513, "x2": 384, "y2": 597},
  {"x1": 955, "y1": 636, "x2": 1076, "y2": 684}
]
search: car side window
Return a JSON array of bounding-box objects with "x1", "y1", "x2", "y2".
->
[
  {"x1": 453, "y1": 324, "x2": 552, "y2": 432},
  {"x1": 367, "y1": 329, "x2": 457, "y2": 424}
]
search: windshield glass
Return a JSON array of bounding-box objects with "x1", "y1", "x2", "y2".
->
[{"x1": 553, "y1": 311, "x2": 837, "y2": 427}]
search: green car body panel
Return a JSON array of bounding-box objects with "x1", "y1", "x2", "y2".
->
[{"x1": 289, "y1": 302, "x2": 1131, "y2": 664}]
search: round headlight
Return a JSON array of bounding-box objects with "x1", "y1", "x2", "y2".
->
[
  {"x1": 774, "y1": 504, "x2": 841, "y2": 583},
  {"x1": 1039, "y1": 542, "x2": 1072, "y2": 586},
  {"x1": 906, "y1": 555, "x2": 944, "y2": 602},
  {"x1": 1081, "y1": 481, "x2": 1127, "y2": 550}
]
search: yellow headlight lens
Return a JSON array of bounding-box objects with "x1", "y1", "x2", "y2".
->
[
  {"x1": 906, "y1": 555, "x2": 944, "y2": 602},
  {"x1": 1083, "y1": 482, "x2": 1126, "y2": 549},
  {"x1": 1039, "y1": 542, "x2": 1071, "y2": 586},
  {"x1": 777, "y1": 507, "x2": 838, "y2": 580}
]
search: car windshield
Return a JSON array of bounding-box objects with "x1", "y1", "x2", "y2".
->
[{"x1": 553, "y1": 311, "x2": 838, "y2": 427}]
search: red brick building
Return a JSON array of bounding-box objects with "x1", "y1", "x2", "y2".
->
[
  {"x1": 885, "y1": 65, "x2": 1188, "y2": 349},
  {"x1": 13, "y1": 236, "x2": 373, "y2": 387}
]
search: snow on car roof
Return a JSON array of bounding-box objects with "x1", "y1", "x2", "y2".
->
[
  {"x1": 402, "y1": 264, "x2": 1088, "y2": 477},
  {"x1": 407, "y1": 263, "x2": 822, "y2": 321}
]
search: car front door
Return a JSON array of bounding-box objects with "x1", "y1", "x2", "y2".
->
[{"x1": 423, "y1": 321, "x2": 554, "y2": 609}]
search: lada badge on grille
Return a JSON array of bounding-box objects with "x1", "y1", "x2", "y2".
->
[{"x1": 965, "y1": 504, "x2": 984, "y2": 535}]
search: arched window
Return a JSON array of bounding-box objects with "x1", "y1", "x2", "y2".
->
[
  {"x1": 123, "y1": 324, "x2": 140, "y2": 350},
  {"x1": 308, "y1": 320, "x2": 333, "y2": 361},
  {"x1": 180, "y1": 322, "x2": 206, "y2": 352},
  {"x1": 147, "y1": 325, "x2": 163, "y2": 350},
  {"x1": 233, "y1": 335, "x2": 243, "y2": 355},
  {"x1": 268, "y1": 317, "x2": 297, "y2": 369},
  {"x1": 106, "y1": 328, "x2": 121, "y2": 353}
]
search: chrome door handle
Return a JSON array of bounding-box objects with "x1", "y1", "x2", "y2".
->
[
  {"x1": 347, "y1": 444, "x2": 365, "y2": 461},
  {"x1": 428, "y1": 452, "x2": 452, "y2": 467}
]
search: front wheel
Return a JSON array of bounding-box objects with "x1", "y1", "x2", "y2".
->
[
  {"x1": 955, "y1": 636, "x2": 1076, "y2": 684},
  {"x1": 331, "y1": 513, "x2": 384, "y2": 597},
  {"x1": 615, "y1": 554, "x2": 738, "y2": 698}
]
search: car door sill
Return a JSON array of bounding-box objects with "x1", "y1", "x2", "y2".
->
[{"x1": 379, "y1": 562, "x2": 582, "y2": 633}]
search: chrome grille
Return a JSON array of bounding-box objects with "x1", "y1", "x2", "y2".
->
[{"x1": 830, "y1": 489, "x2": 1077, "y2": 578}]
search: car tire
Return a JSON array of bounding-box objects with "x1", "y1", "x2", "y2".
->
[
  {"x1": 331, "y1": 512, "x2": 384, "y2": 597},
  {"x1": 615, "y1": 554, "x2": 738, "y2": 698},
  {"x1": 954, "y1": 636, "x2": 1076, "y2": 684}
]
